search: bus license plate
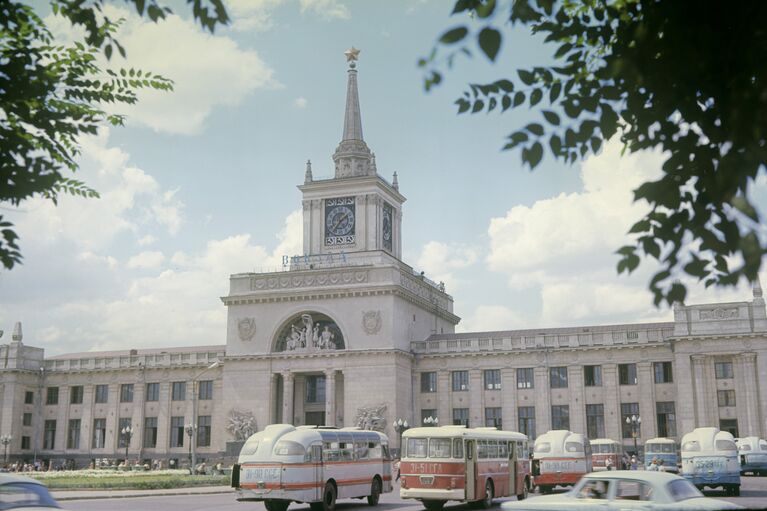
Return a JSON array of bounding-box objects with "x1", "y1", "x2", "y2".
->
[{"x1": 420, "y1": 476, "x2": 434, "y2": 486}]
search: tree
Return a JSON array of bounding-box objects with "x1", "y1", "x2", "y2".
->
[
  {"x1": 420, "y1": 0, "x2": 767, "y2": 306},
  {"x1": 0, "y1": 0, "x2": 228, "y2": 270}
]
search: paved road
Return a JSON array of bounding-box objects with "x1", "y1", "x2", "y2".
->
[{"x1": 64, "y1": 477, "x2": 767, "y2": 511}]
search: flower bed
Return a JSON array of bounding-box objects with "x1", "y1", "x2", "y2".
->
[{"x1": 21, "y1": 469, "x2": 229, "y2": 490}]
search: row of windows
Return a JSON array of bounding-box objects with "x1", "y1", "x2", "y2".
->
[
  {"x1": 37, "y1": 416, "x2": 213, "y2": 450},
  {"x1": 421, "y1": 362, "x2": 675, "y2": 393},
  {"x1": 420, "y1": 402, "x2": 677, "y2": 440},
  {"x1": 38, "y1": 381, "x2": 214, "y2": 405}
]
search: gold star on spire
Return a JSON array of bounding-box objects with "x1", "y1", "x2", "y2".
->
[{"x1": 344, "y1": 47, "x2": 360, "y2": 62}]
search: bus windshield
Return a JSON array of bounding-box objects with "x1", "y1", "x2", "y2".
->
[
  {"x1": 407, "y1": 438, "x2": 428, "y2": 458},
  {"x1": 429, "y1": 438, "x2": 452, "y2": 458},
  {"x1": 648, "y1": 443, "x2": 675, "y2": 453}
]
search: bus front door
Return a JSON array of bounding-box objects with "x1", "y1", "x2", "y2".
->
[
  {"x1": 466, "y1": 440, "x2": 476, "y2": 501},
  {"x1": 311, "y1": 444, "x2": 323, "y2": 502},
  {"x1": 509, "y1": 441, "x2": 517, "y2": 494}
]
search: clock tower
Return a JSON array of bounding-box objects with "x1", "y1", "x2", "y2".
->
[{"x1": 298, "y1": 48, "x2": 404, "y2": 263}]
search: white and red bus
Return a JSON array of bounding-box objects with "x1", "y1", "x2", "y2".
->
[
  {"x1": 232, "y1": 424, "x2": 392, "y2": 511},
  {"x1": 532, "y1": 430, "x2": 592, "y2": 493},
  {"x1": 400, "y1": 426, "x2": 531, "y2": 510},
  {"x1": 590, "y1": 438, "x2": 622, "y2": 471}
]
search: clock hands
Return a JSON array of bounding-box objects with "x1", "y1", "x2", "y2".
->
[{"x1": 332, "y1": 212, "x2": 350, "y2": 233}]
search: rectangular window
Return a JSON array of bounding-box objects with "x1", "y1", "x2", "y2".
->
[
  {"x1": 92, "y1": 418, "x2": 106, "y2": 448},
  {"x1": 94, "y1": 384, "x2": 108, "y2": 404},
  {"x1": 198, "y1": 380, "x2": 213, "y2": 400},
  {"x1": 550, "y1": 367, "x2": 568, "y2": 388},
  {"x1": 586, "y1": 404, "x2": 605, "y2": 439},
  {"x1": 484, "y1": 369, "x2": 501, "y2": 390},
  {"x1": 70, "y1": 386, "x2": 84, "y2": 404},
  {"x1": 452, "y1": 408, "x2": 469, "y2": 427},
  {"x1": 584, "y1": 365, "x2": 602, "y2": 387},
  {"x1": 117, "y1": 417, "x2": 132, "y2": 448},
  {"x1": 517, "y1": 368, "x2": 534, "y2": 389},
  {"x1": 420, "y1": 372, "x2": 437, "y2": 393},
  {"x1": 22, "y1": 413, "x2": 32, "y2": 427},
  {"x1": 144, "y1": 417, "x2": 158, "y2": 448},
  {"x1": 120, "y1": 384, "x2": 134, "y2": 403},
  {"x1": 46, "y1": 387, "x2": 59, "y2": 405},
  {"x1": 518, "y1": 407, "x2": 535, "y2": 440},
  {"x1": 619, "y1": 364, "x2": 638, "y2": 385},
  {"x1": 551, "y1": 405, "x2": 570, "y2": 430},
  {"x1": 656, "y1": 402, "x2": 677, "y2": 437},
  {"x1": 621, "y1": 403, "x2": 641, "y2": 439},
  {"x1": 717, "y1": 390, "x2": 736, "y2": 407},
  {"x1": 24, "y1": 391, "x2": 34, "y2": 404},
  {"x1": 451, "y1": 371, "x2": 469, "y2": 391},
  {"x1": 715, "y1": 362, "x2": 734, "y2": 379},
  {"x1": 21, "y1": 436, "x2": 30, "y2": 450},
  {"x1": 719, "y1": 419, "x2": 738, "y2": 437},
  {"x1": 485, "y1": 407, "x2": 502, "y2": 428},
  {"x1": 67, "y1": 419, "x2": 81, "y2": 450},
  {"x1": 43, "y1": 420, "x2": 56, "y2": 450},
  {"x1": 170, "y1": 416, "x2": 185, "y2": 448},
  {"x1": 171, "y1": 382, "x2": 186, "y2": 401},
  {"x1": 146, "y1": 382, "x2": 160, "y2": 402},
  {"x1": 654, "y1": 362, "x2": 673, "y2": 383},
  {"x1": 197, "y1": 415, "x2": 211, "y2": 447},
  {"x1": 306, "y1": 375, "x2": 326, "y2": 404}
]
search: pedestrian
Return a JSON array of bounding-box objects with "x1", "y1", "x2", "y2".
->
[
  {"x1": 395, "y1": 459, "x2": 401, "y2": 481},
  {"x1": 657, "y1": 459, "x2": 666, "y2": 472},
  {"x1": 605, "y1": 457, "x2": 613, "y2": 471},
  {"x1": 648, "y1": 458, "x2": 659, "y2": 471},
  {"x1": 630, "y1": 455, "x2": 638, "y2": 470}
]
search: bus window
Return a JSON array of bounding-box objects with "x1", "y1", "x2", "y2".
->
[
  {"x1": 369, "y1": 442, "x2": 382, "y2": 459},
  {"x1": 355, "y1": 442, "x2": 369, "y2": 460},
  {"x1": 663, "y1": 444, "x2": 674, "y2": 453},
  {"x1": 505, "y1": 441, "x2": 512, "y2": 460},
  {"x1": 275, "y1": 440, "x2": 306, "y2": 456},
  {"x1": 565, "y1": 442, "x2": 584, "y2": 453},
  {"x1": 453, "y1": 438, "x2": 464, "y2": 459},
  {"x1": 407, "y1": 438, "x2": 428, "y2": 458},
  {"x1": 488, "y1": 441, "x2": 499, "y2": 459},
  {"x1": 477, "y1": 440, "x2": 487, "y2": 459},
  {"x1": 383, "y1": 445, "x2": 391, "y2": 460},
  {"x1": 682, "y1": 441, "x2": 700, "y2": 451},
  {"x1": 499, "y1": 441, "x2": 508, "y2": 459},
  {"x1": 739, "y1": 444, "x2": 752, "y2": 451},
  {"x1": 535, "y1": 442, "x2": 551, "y2": 453},
  {"x1": 429, "y1": 438, "x2": 452, "y2": 458},
  {"x1": 340, "y1": 442, "x2": 354, "y2": 460},
  {"x1": 715, "y1": 439, "x2": 736, "y2": 451},
  {"x1": 311, "y1": 445, "x2": 322, "y2": 462}
]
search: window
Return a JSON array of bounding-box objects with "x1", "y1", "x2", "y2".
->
[
  {"x1": 718, "y1": 390, "x2": 736, "y2": 407},
  {"x1": 451, "y1": 371, "x2": 469, "y2": 391},
  {"x1": 550, "y1": 367, "x2": 568, "y2": 388},
  {"x1": 306, "y1": 375, "x2": 326, "y2": 403},
  {"x1": 24, "y1": 391, "x2": 33, "y2": 404},
  {"x1": 517, "y1": 368, "x2": 534, "y2": 389},
  {"x1": 170, "y1": 416, "x2": 185, "y2": 447},
  {"x1": 584, "y1": 365, "x2": 602, "y2": 387},
  {"x1": 94, "y1": 384, "x2": 108, "y2": 404},
  {"x1": 484, "y1": 369, "x2": 501, "y2": 390},
  {"x1": 70, "y1": 386, "x2": 84, "y2": 404},
  {"x1": 117, "y1": 418, "x2": 132, "y2": 448},
  {"x1": 120, "y1": 384, "x2": 134, "y2": 403},
  {"x1": 615, "y1": 480, "x2": 653, "y2": 501},
  {"x1": 485, "y1": 407, "x2": 502, "y2": 428},
  {"x1": 551, "y1": 405, "x2": 570, "y2": 429},
  {"x1": 46, "y1": 387, "x2": 59, "y2": 405},
  {"x1": 144, "y1": 417, "x2": 158, "y2": 448},
  {"x1": 586, "y1": 404, "x2": 605, "y2": 439},
  {"x1": 197, "y1": 415, "x2": 211, "y2": 447},
  {"x1": 420, "y1": 372, "x2": 437, "y2": 393},
  {"x1": 22, "y1": 413, "x2": 32, "y2": 427},
  {"x1": 171, "y1": 382, "x2": 186, "y2": 401},
  {"x1": 715, "y1": 361, "x2": 734, "y2": 379},
  {"x1": 21, "y1": 436, "x2": 30, "y2": 450},
  {"x1": 421, "y1": 409, "x2": 437, "y2": 425},
  {"x1": 146, "y1": 382, "x2": 160, "y2": 401},
  {"x1": 656, "y1": 402, "x2": 677, "y2": 437},
  {"x1": 654, "y1": 362, "x2": 673, "y2": 383},
  {"x1": 619, "y1": 364, "x2": 637, "y2": 385},
  {"x1": 67, "y1": 419, "x2": 80, "y2": 449},
  {"x1": 452, "y1": 408, "x2": 469, "y2": 426},
  {"x1": 198, "y1": 380, "x2": 213, "y2": 400},
  {"x1": 621, "y1": 403, "x2": 641, "y2": 438},
  {"x1": 92, "y1": 418, "x2": 106, "y2": 448},
  {"x1": 43, "y1": 420, "x2": 56, "y2": 449},
  {"x1": 518, "y1": 407, "x2": 535, "y2": 439},
  {"x1": 720, "y1": 419, "x2": 739, "y2": 437}
]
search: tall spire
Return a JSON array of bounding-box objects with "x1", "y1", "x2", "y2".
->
[{"x1": 333, "y1": 47, "x2": 374, "y2": 178}]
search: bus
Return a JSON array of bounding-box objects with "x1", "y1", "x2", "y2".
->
[
  {"x1": 232, "y1": 424, "x2": 392, "y2": 511},
  {"x1": 681, "y1": 427, "x2": 740, "y2": 496},
  {"x1": 735, "y1": 437, "x2": 767, "y2": 476},
  {"x1": 589, "y1": 438, "x2": 622, "y2": 471},
  {"x1": 400, "y1": 426, "x2": 531, "y2": 510},
  {"x1": 644, "y1": 437, "x2": 679, "y2": 473},
  {"x1": 532, "y1": 430, "x2": 592, "y2": 494}
]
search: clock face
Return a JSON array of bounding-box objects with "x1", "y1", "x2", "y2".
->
[
  {"x1": 325, "y1": 197, "x2": 356, "y2": 246},
  {"x1": 382, "y1": 202, "x2": 393, "y2": 251}
]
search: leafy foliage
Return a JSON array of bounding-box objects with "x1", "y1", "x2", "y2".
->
[
  {"x1": 420, "y1": 0, "x2": 767, "y2": 306},
  {"x1": 0, "y1": 0, "x2": 228, "y2": 271}
]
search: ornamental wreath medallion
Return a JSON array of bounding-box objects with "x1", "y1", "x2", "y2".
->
[
  {"x1": 362, "y1": 310, "x2": 382, "y2": 335},
  {"x1": 238, "y1": 317, "x2": 257, "y2": 341}
]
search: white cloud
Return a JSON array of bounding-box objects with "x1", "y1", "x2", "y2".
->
[
  {"x1": 458, "y1": 304, "x2": 529, "y2": 333},
  {"x1": 294, "y1": 97, "x2": 308, "y2": 108},
  {"x1": 299, "y1": 0, "x2": 350, "y2": 20},
  {"x1": 127, "y1": 251, "x2": 166, "y2": 269},
  {"x1": 415, "y1": 241, "x2": 478, "y2": 292},
  {"x1": 226, "y1": 0, "x2": 285, "y2": 31},
  {"x1": 137, "y1": 235, "x2": 157, "y2": 246}
]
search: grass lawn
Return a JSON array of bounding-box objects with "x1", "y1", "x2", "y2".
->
[{"x1": 23, "y1": 469, "x2": 230, "y2": 490}]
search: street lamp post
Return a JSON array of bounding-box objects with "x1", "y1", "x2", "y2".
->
[
  {"x1": 189, "y1": 361, "x2": 220, "y2": 476},
  {"x1": 423, "y1": 416, "x2": 439, "y2": 427},
  {"x1": 185, "y1": 423, "x2": 196, "y2": 473},
  {"x1": 120, "y1": 425, "x2": 133, "y2": 463},
  {"x1": 625, "y1": 415, "x2": 642, "y2": 456},
  {"x1": 1, "y1": 434, "x2": 12, "y2": 463},
  {"x1": 394, "y1": 418, "x2": 410, "y2": 457}
]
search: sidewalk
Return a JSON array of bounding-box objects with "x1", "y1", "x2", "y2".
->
[{"x1": 52, "y1": 485, "x2": 234, "y2": 501}]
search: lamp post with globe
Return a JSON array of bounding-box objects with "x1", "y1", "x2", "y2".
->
[
  {"x1": 120, "y1": 425, "x2": 133, "y2": 463},
  {"x1": 185, "y1": 423, "x2": 196, "y2": 473},
  {"x1": 394, "y1": 418, "x2": 410, "y2": 457},
  {"x1": 1, "y1": 434, "x2": 12, "y2": 463},
  {"x1": 423, "y1": 416, "x2": 439, "y2": 427},
  {"x1": 626, "y1": 415, "x2": 642, "y2": 456}
]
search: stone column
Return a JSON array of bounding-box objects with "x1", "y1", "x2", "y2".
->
[
  {"x1": 325, "y1": 369, "x2": 336, "y2": 427},
  {"x1": 469, "y1": 369, "x2": 482, "y2": 427},
  {"x1": 637, "y1": 361, "x2": 657, "y2": 440},
  {"x1": 269, "y1": 373, "x2": 280, "y2": 424},
  {"x1": 568, "y1": 365, "x2": 586, "y2": 435},
  {"x1": 735, "y1": 353, "x2": 760, "y2": 436},
  {"x1": 673, "y1": 355, "x2": 696, "y2": 434},
  {"x1": 690, "y1": 355, "x2": 710, "y2": 428},
  {"x1": 501, "y1": 368, "x2": 516, "y2": 431},
  {"x1": 534, "y1": 367, "x2": 551, "y2": 432},
  {"x1": 603, "y1": 364, "x2": 621, "y2": 440},
  {"x1": 282, "y1": 372, "x2": 294, "y2": 426},
  {"x1": 436, "y1": 370, "x2": 450, "y2": 427}
]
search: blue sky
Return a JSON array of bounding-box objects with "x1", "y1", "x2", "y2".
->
[{"x1": 2, "y1": 0, "x2": 764, "y2": 355}]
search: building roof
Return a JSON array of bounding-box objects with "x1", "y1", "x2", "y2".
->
[{"x1": 46, "y1": 344, "x2": 225, "y2": 360}]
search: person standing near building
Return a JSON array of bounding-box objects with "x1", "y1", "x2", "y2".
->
[
  {"x1": 605, "y1": 457, "x2": 613, "y2": 471},
  {"x1": 630, "y1": 455, "x2": 638, "y2": 470}
]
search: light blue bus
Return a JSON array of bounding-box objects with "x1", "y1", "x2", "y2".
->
[
  {"x1": 681, "y1": 427, "x2": 740, "y2": 496},
  {"x1": 644, "y1": 437, "x2": 678, "y2": 473},
  {"x1": 736, "y1": 436, "x2": 767, "y2": 476}
]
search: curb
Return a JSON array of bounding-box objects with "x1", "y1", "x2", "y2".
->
[{"x1": 54, "y1": 487, "x2": 234, "y2": 501}]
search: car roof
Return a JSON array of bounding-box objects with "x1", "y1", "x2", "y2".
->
[
  {"x1": 584, "y1": 470, "x2": 682, "y2": 484},
  {"x1": 0, "y1": 473, "x2": 46, "y2": 486}
]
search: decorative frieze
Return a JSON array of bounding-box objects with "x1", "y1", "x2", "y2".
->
[
  {"x1": 250, "y1": 270, "x2": 368, "y2": 291},
  {"x1": 699, "y1": 307, "x2": 739, "y2": 320}
]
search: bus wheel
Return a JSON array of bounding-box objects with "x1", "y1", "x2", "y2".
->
[
  {"x1": 517, "y1": 480, "x2": 529, "y2": 501},
  {"x1": 367, "y1": 477, "x2": 382, "y2": 506},
  {"x1": 423, "y1": 500, "x2": 445, "y2": 511},
  {"x1": 265, "y1": 500, "x2": 289, "y2": 511},
  {"x1": 733, "y1": 485, "x2": 740, "y2": 497},
  {"x1": 477, "y1": 480, "x2": 494, "y2": 509},
  {"x1": 319, "y1": 482, "x2": 336, "y2": 511}
]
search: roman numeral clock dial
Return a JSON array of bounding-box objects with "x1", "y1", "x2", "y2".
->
[{"x1": 325, "y1": 197, "x2": 356, "y2": 246}]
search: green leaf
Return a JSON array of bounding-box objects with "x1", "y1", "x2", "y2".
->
[
  {"x1": 501, "y1": 95, "x2": 512, "y2": 111},
  {"x1": 542, "y1": 110, "x2": 560, "y2": 125},
  {"x1": 549, "y1": 82, "x2": 561, "y2": 103},
  {"x1": 526, "y1": 142, "x2": 544, "y2": 168},
  {"x1": 518, "y1": 69, "x2": 535, "y2": 85},
  {"x1": 530, "y1": 88, "x2": 543, "y2": 106},
  {"x1": 525, "y1": 123, "x2": 544, "y2": 136},
  {"x1": 478, "y1": 27, "x2": 502, "y2": 62},
  {"x1": 513, "y1": 91, "x2": 525, "y2": 107},
  {"x1": 471, "y1": 99, "x2": 485, "y2": 113},
  {"x1": 439, "y1": 26, "x2": 469, "y2": 45}
]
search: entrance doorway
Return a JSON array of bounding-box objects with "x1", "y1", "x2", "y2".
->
[{"x1": 305, "y1": 411, "x2": 326, "y2": 426}]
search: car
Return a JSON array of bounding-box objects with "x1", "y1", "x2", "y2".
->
[
  {"x1": 501, "y1": 471, "x2": 743, "y2": 511},
  {"x1": 0, "y1": 473, "x2": 61, "y2": 510}
]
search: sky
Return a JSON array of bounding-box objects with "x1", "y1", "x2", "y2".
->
[{"x1": 2, "y1": 0, "x2": 766, "y2": 356}]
